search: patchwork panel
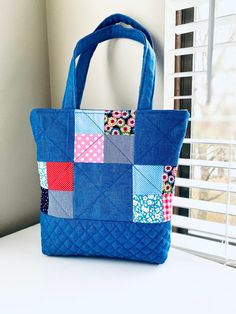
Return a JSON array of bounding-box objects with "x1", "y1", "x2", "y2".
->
[
  {"x1": 104, "y1": 135, "x2": 134, "y2": 164},
  {"x1": 74, "y1": 134, "x2": 104, "y2": 163},
  {"x1": 163, "y1": 165, "x2": 177, "y2": 193},
  {"x1": 40, "y1": 187, "x2": 49, "y2": 214},
  {"x1": 37, "y1": 162, "x2": 48, "y2": 189},
  {"x1": 104, "y1": 110, "x2": 135, "y2": 135},
  {"x1": 162, "y1": 193, "x2": 173, "y2": 222},
  {"x1": 47, "y1": 162, "x2": 73, "y2": 191},
  {"x1": 75, "y1": 110, "x2": 104, "y2": 134},
  {"x1": 133, "y1": 194, "x2": 163, "y2": 223},
  {"x1": 48, "y1": 190, "x2": 73, "y2": 218},
  {"x1": 74, "y1": 163, "x2": 132, "y2": 221},
  {"x1": 134, "y1": 110, "x2": 189, "y2": 165},
  {"x1": 34, "y1": 109, "x2": 184, "y2": 227},
  {"x1": 133, "y1": 165, "x2": 163, "y2": 194}
]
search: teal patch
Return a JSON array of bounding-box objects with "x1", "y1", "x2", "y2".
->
[{"x1": 133, "y1": 194, "x2": 163, "y2": 223}]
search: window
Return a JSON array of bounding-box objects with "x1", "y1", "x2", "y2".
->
[{"x1": 164, "y1": 0, "x2": 236, "y2": 266}]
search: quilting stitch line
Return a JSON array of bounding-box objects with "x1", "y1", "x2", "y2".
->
[
  {"x1": 135, "y1": 114, "x2": 186, "y2": 163},
  {"x1": 74, "y1": 164, "x2": 132, "y2": 219}
]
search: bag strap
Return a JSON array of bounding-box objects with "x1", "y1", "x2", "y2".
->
[
  {"x1": 74, "y1": 14, "x2": 155, "y2": 109},
  {"x1": 62, "y1": 24, "x2": 156, "y2": 110},
  {"x1": 94, "y1": 13, "x2": 154, "y2": 47}
]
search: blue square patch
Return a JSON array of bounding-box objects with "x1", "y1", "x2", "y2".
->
[
  {"x1": 30, "y1": 109, "x2": 74, "y2": 162},
  {"x1": 134, "y1": 110, "x2": 189, "y2": 165},
  {"x1": 75, "y1": 110, "x2": 104, "y2": 134},
  {"x1": 133, "y1": 165, "x2": 163, "y2": 195},
  {"x1": 74, "y1": 163, "x2": 132, "y2": 221}
]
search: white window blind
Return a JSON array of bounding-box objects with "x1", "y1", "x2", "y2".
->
[{"x1": 164, "y1": 0, "x2": 236, "y2": 265}]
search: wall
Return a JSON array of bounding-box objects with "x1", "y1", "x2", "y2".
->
[
  {"x1": 0, "y1": 0, "x2": 51, "y2": 236},
  {"x1": 46, "y1": 0, "x2": 165, "y2": 110}
]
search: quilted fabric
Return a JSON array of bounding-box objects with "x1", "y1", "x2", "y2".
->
[
  {"x1": 30, "y1": 14, "x2": 189, "y2": 264},
  {"x1": 40, "y1": 212, "x2": 171, "y2": 264}
]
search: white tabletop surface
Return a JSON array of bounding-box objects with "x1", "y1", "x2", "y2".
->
[{"x1": 0, "y1": 224, "x2": 235, "y2": 314}]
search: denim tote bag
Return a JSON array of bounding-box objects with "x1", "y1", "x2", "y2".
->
[{"x1": 30, "y1": 14, "x2": 189, "y2": 264}]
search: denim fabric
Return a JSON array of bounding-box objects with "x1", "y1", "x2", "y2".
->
[
  {"x1": 48, "y1": 190, "x2": 73, "y2": 218},
  {"x1": 134, "y1": 110, "x2": 189, "y2": 165},
  {"x1": 40, "y1": 212, "x2": 171, "y2": 264},
  {"x1": 74, "y1": 163, "x2": 133, "y2": 221},
  {"x1": 30, "y1": 109, "x2": 74, "y2": 162},
  {"x1": 75, "y1": 14, "x2": 154, "y2": 108},
  {"x1": 104, "y1": 135, "x2": 134, "y2": 164}
]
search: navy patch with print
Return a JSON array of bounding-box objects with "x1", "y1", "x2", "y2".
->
[{"x1": 40, "y1": 187, "x2": 49, "y2": 214}]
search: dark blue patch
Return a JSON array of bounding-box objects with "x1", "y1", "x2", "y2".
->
[
  {"x1": 40, "y1": 212, "x2": 171, "y2": 264},
  {"x1": 40, "y1": 187, "x2": 48, "y2": 214},
  {"x1": 30, "y1": 109, "x2": 74, "y2": 162},
  {"x1": 74, "y1": 163, "x2": 133, "y2": 222},
  {"x1": 134, "y1": 110, "x2": 189, "y2": 165}
]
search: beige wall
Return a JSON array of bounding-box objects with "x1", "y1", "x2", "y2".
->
[
  {"x1": 0, "y1": 0, "x2": 50, "y2": 236},
  {"x1": 46, "y1": 0, "x2": 165, "y2": 109}
]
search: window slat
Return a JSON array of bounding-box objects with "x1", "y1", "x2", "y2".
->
[
  {"x1": 175, "y1": 177, "x2": 236, "y2": 193},
  {"x1": 172, "y1": 214, "x2": 236, "y2": 239},
  {"x1": 183, "y1": 138, "x2": 236, "y2": 145},
  {"x1": 173, "y1": 196, "x2": 236, "y2": 215},
  {"x1": 174, "y1": 13, "x2": 236, "y2": 35},
  {"x1": 179, "y1": 158, "x2": 236, "y2": 169},
  {"x1": 171, "y1": 232, "x2": 236, "y2": 262}
]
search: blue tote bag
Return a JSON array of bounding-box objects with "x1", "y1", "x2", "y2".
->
[{"x1": 30, "y1": 14, "x2": 189, "y2": 264}]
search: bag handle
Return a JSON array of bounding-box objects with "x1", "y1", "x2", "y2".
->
[
  {"x1": 75, "y1": 14, "x2": 155, "y2": 109},
  {"x1": 94, "y1": 13, "x2": 154, "y2": 47},
  {"x1": 62, "y1": 24, "x2": 156, "y2": 110}
]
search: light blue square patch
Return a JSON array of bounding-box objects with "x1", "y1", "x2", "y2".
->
[
  {"x1": 37, "y1": 161, "x2": 48, "y2": 189},
  {"x1": 133, "y1": 165, "x2": 163, "y2": 194},
  {"x1": 75, "y1": 110, "x2": 104, "y2": 134},
  {"x1": 133, "y1": 194, "x2": 163, "y2": 223}
]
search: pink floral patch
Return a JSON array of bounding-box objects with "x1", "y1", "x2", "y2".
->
[{"x1": 74, "y1": 134, "x2": 104, "y2": 163}]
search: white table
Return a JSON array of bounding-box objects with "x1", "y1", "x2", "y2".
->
[{"x1": 0, "y1": 224, "x2": 235, "y2": 314}]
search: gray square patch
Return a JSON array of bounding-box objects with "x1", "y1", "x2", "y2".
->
[
  {"x1": 48, "y1": 190, "x2": 73, "y2": 218},
  {"x1": 104, "y1": 135, "x2": 134, "y2": 164}
]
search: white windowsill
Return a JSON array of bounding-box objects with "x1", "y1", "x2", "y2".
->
[{"x1": 0, "y1": 224, "x2": 236, "y2": 314}]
